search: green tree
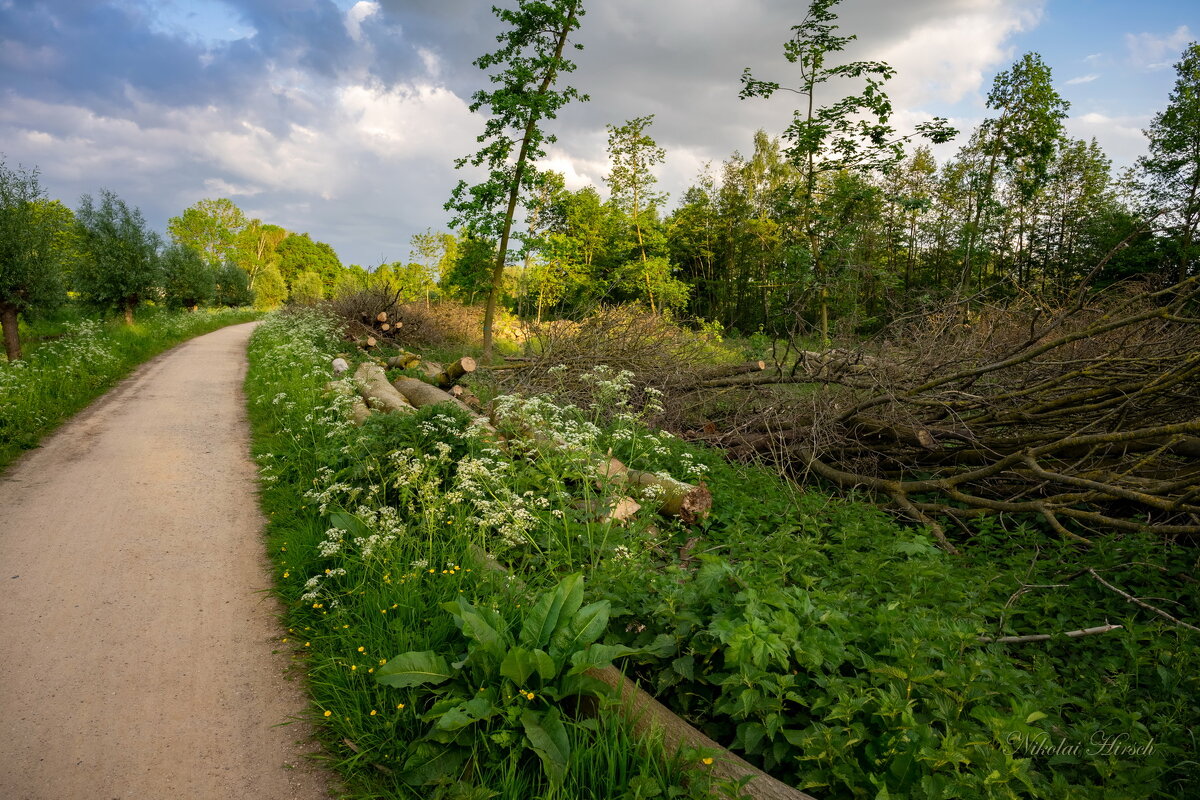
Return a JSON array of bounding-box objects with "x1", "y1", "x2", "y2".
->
[
  {"x1": 233, "y1": 220, "x2": 287, "y2": 288},
  {"x1": 1139, "y1": 41, "x2": 1200, "y2": 284},
  {"x1": 958, "y1": 52, "x2": 1069, "y2": 293},
  {"x1": 332, "y1": 264, "x2": 372, "y2": 298},
  {"x1": 160, "y1": 243, "x2": 215, "y2": 309},
  {"x1": 215, "y1": 262, "x2": 255, "y2": 307},
  {"x1": 253, "y1": 264, "x2": 287, "y2": 310},
  {"x1": 290, "y1": 270, "x2": 324, "y2": 305},
  {"x1": 605, "y1": 115, "x2": 685, "y2": 312},
  {"x1": 440, "y1": 235, "x2": 497, "y2": 305},
  {"x1": 74, "y1": 189, "x2": 161, "y2": 325},
  {"x1": 275, "y1": 233, "x2": 343, "y2": 292},
  {"x1": 445, "y1": 0, "x2": 586, "y2": 358},
  {"x1": 0, "y1": 160, "x2": 72, "y2": 361},
  {"x1": 167, "y1": 198, "x2": 247, "y2": 268},
  {"x1": 740, "y1": 0, "x2": 955, "y2": 340}
]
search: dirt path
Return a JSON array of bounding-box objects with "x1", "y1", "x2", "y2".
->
[{"x1": 0, "y1": 323, "x2": 332, "y2": 800}]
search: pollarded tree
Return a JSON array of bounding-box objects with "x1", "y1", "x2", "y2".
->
[
  {"x1": 160, "y1": 243, "x2": 215, "y2": 309},
  {"x1": 1139, "y1": 41, "x2": 1200, "y2": 284},
  {"x1": 445, "y1": 0, "x2": 586, "y2": 358},
  {"x1": 0, "y1": 160, "x2": 72, "y2": 361},
  {"x1": 74, "y1": 189, "x2": 161, "y2": 325}
]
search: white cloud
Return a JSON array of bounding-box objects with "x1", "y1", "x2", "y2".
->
[
  {"x1": 1125, "y1": 25, "x2": 1193, "y2": 70},
  {"x1": 345, "y1": 1, "x2": 381, "y2": 43},
  {"x1": 1066, "y1": 74, "x2": 1100, "y2": 85},
  {"x1": 1069, "y1": 111, "x2": 1149, "y2": 165}
]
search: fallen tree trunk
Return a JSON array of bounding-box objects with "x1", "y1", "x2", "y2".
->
[
  {"x1": 353, "y1": 362, "x2": 414, "y2": 414},
  {"x1": 596, "y1": 456, "x2": 712, "y2": 524},
  {"x1": 392, "y1": 376, "x2": 486, "y2": 421},
  {"x1": 432, "y1": 356, "x2": 477, "y2": 389}
]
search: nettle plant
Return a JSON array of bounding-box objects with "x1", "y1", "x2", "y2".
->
[{"x1": 375, "y1": 574, "x2": 670, "y2": 787}]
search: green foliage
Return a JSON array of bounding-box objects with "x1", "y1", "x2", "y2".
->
[
  {"x1": 1138, "y1": 40, "x2": 1200, "y2": 284},
  {"x1": 445, "y1": 0, "x2": 587, "y2": 355},
  {"x1": 160, "y1": 243, "x2": 216, "y2": 309},
  {"x1": 441, "y1": 235, "x2": 498, "y2": 304},
  {"x1": 167, "y1": 198, "x2": 247, "y2": 268},
  {"x1": 254, "y1": 264, "x2": 288, "y2": 310},
  {"x1": 276, "y1": 232, "x2": 343, "y2": 291},
  {"x1": 215, "y1": 262, "x2": 255, "y2": 307},
  {"x1": 0, "y1": 159, "x2": 73, "y2": 359},
  {"x1": 74, "y1": 189, "x2": 161, "y2": 323},
  {"x1": 291, "y1": 270, "x2": 325, "y2": 305}
]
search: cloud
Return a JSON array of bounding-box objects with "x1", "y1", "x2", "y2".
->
[
  {"x1": 345, "y1": 1, "x2": 380, "y2": 43},
  {"x1": 1125, "y1": 25, "x2": 1193, "y2": 70},
  {"x1": 1066, "y1": 74, "x2": 1100, "y2": 85},
  {"x1": 1069, "y1": 111, "x2": 1149, "y2": 165}
]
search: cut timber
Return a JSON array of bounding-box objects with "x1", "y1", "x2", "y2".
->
[
  {"x1": 597, "y1": 457, "x2": 712, "y2": 524},
  {"x1": 350, "y1": 397, "x2": 371, "y2": 426},
  {"x1": 355, "y1": 336, "x2": 377, "y2": 349},
  {"x1": 392, "y1": 376, "x2": 488, "y2": 422},
  {"x1": 331, "y1": 357, "x2": 350, "y2": 377},
  {"x1": 353, "y1": 362, "x2": 414, "y2": 414},
  {"x1": 588, "y1": 667, "x2": 818, "y2": 800},
  {"x1": 375, "y1": 311, "x2": 388, "y2": 323},
  {"x1": 379, "y1": 323, "x2": 391, "y2": 333},
  {"x1": 432, "y1": 356, "x2": 477, "y2": 389},
  {"x1": 386, "y1": 352, "x2": 422, "y2": 370}
]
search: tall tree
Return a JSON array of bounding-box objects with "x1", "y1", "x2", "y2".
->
[
  {"x1": 1139, "y1": 41, "x2": 1200, "y2": 284},
  {"x1": 233, "y1": 220, "x2": 287, "y2": 288},
  {"x1": 605, "y1": 115, "x2": 681, "y2": 312},
  {"x1": 74, "y1": 189, "x2": 161, "y2": 325},
  {"x1": 0, "y1": 160, "x2": 72, "y2": 361},
  {"x1": 958, "y1": 52, "x2": 1069, "y2": 293},
  {"x1": 445, "y1": 0, "x2": 586, "y2": 358},
  {"x1": 167, "y1": 198, "x2": 247, "y2": 268},
  {"x1": 275, "y1": 233, "x2": 343, "y2": 291},
  {"x1": 740, "y1": 0, "x2": 955, "y2": 340}
]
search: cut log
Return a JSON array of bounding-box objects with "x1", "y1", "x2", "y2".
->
[
  {"x1": 350, "y1": 397, "x2": 371, "y2": 426},
  {"x1": 331, "y1": 357, "x2": 350, "y2": 377},
  {"x1": 432, "y1": 356, "x2": 477, "y2": 389},
  {"x1": 375, "y1": 311, "x2": 388, "y2": 323},
  {"x1": 379, "y1": 323, "x2": 391, "y2": 333},
  {"x1": 386, "y1": 352, "x2": 422, "y2": 370},
  {"x1": 596, "y1": 457, "x2": 712, "y2": 523},
  {"x1": 392, "y1": 376, "x2": 488, "y2": 422},
  {"x1": 353, "y1": 362, "x2": 414, "y2": 414},
  {"x1": 355, "y1": 336, "x2": 377, "y2": 349}
]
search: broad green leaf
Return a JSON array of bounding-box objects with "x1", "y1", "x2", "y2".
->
[
  {"x1": 500, "y1": 646, "x2": 538, "y2": 685},
  {"x1": 401, "y1": 742, "x2": 468, "y2": 786},
  {"x1": 568, "y1": 642, "x2": 638, "y2": 675},
  {"x1": 434, "y1": 696, "x2": 497, "y2": 732},
  {"x1": 454, "y1": 600, "x2": 508, "y2": 661},
  {"x1": 520, "y1": 573, "x2": 584, "y2": 649},
  {"x1": 376, "y1": 650, "x2": 453, "y2": 688},
  {"x1": 549, "y1": 599, "x2": 610, "y2": 660},
  {"x1": 522, "y1": 707, "x2": 570, "y2": 785},
  {"x1": 327, "y1": 510, "x2": 371, "y2": 539}
]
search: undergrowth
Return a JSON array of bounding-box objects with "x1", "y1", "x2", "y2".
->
[
  {"x1": 0, "y1": 305, "x2": 259, "y2": 470},
  {"x1": 247, "y1": 308, "x2": 1199, "y2": 800}
]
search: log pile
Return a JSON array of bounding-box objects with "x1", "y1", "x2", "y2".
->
[{"x1": 680, "y1": 277, "x2": 1200, "y2": 550}]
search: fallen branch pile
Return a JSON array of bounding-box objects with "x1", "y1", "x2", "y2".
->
[{"x1": 683, "y1": 277, "x2": 1200, "y2": 550}]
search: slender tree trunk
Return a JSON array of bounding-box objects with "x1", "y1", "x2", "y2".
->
[
  {"x1": 481, "y1": 8, "x2": 576, "y2": 360},
  {"x1": 123, "y1": 302, "x2": 135, "y2": 326},
  {"x1": 1, "y1": 303, "x2": 22, "y2": 362}
]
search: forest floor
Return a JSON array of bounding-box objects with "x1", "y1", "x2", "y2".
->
[{"x1": 0, "y1": 322, "x2": 332, "y2": 800}]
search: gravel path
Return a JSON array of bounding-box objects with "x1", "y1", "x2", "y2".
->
[{"x1": 0, "y1": 322, "x2": 332, "y2": 800}]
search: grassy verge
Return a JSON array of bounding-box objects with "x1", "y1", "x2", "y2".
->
[
  {"x1": 0, "y1": 306, "x2": 260, "y2": 470},
  {"x1": 248, "y1": 309, "x2": 1199, "y2": 800}
]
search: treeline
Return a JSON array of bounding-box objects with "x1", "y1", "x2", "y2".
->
[{"x1": 446, "y1": 42, "x2": 1198, "y2": 339}]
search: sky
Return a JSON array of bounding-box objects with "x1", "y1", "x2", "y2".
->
[{"x1": 1, "y1": 0, "x2": 1196, "y2": 269}]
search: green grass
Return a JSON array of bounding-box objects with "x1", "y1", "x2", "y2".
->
[
  {"x1": 247, "y1": 308, "x2": 1200, "y2": 800},
  {"x1": 0, "y1": 304, "x2": 260, "y2": 470}
]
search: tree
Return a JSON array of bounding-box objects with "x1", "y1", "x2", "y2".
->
[
  {"x1": 275, "y1": 233, "x2": 343, "y2": 292},
  {"x1": 74, "y1": 189, "x2": 161, "y2": 325},
  {"x1": 440, "y1": 235, "x2": 497, "y2": 304},
  {"x1": 445, "y1": 0, "x2": 586, "y2": 358},
  {"x1": 290, "y1": 270, "x2": 324, "y2": 305},
  {"x1": 167, "y1": 198, "x2": 247, "y2": 268},
  {"x1": 0, "y1": 160, "x2": 71, "y2": 360},
  {"x1": 1139, "y1": 41, "x2": 1200, "y2": 284},
  {"x1": 958, "y1": 52, "x2": 1069, "y2": 293},
  {"x1": 253, "y1": 264, "x2": 287, "y2": 310},
  {"x1": 160, "y1": 243, "x2": 215, "y2": 309},
  {"x1": 605, "y1": 115, "x2": 685, "y2": 312},
  {"x1": 233, "y1": 220, "x2": 286, "y2": 287},
  {"x1": 740, "y1": 0, "x2": 955, "y2": 340},
  {"x1": 215, "y1": 263, "x2": 255, "y2": 307}
]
